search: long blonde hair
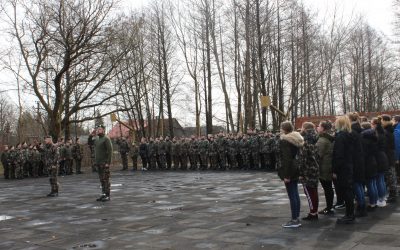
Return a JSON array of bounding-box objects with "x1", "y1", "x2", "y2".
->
[{"x1": 335, "y1": 115, "x2": 352, "y2": 133}]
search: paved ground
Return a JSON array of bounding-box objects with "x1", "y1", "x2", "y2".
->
[{"x1": 0, "y1": 171, "x2": 400, "y2": 250}]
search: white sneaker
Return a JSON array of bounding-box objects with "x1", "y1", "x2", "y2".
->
[{"x1": 377, "y1": 200, "x2": 387, "y2": 207}]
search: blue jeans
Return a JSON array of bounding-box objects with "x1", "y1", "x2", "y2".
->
[
  {"x1": 367, "y1": 177, "x2": 378, "y2": 205},
  {"x1": 353, "y1": 181, "x2": 366, "y2": 207},
  {"x1": 285, "y1": 180, "x2": 300, "y2": 220},
  {"x1": 377, "y1": 172, "x2": 387, "y2": 200}
]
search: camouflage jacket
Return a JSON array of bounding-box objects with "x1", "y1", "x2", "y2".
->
[
  {"x1": 298, "y1": 129, "x2": 319, "y2": 188},
  {"x1": 117, "y1": 139, "x2": 130, "y2": 154},
  {"x1": 72, "y1": 143, "x2": 84, "y2": 160},
  {"x1": 171, "y1": 141, "x2": 181, "y2": 156},
  {"x1": 129, "y1": 144, "x2": 139, "y2": 158},
  {"x1": 197, "y1": 139, "x2": 209, "y2": 154},
  {"x1": 43, "y1": 144, "x2": 59, "y2": 167},
  {"x1": 188, "y1": 139, "x2": 198, "y2": 154}
]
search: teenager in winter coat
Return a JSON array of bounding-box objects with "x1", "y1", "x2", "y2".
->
[
  {"x1": 371, "y1": 117, "x2": 389, "y2": 207},
  {"x1": 278, "y1": 121, "x2": 304, "y2": 228},
  {"x1": 361, "y1": 122, "x2": 379, "y2": 211},
  {"x1": 332, "y1": 116, "x2": 355, "y2": 224},
  {"x1": 316, "y1": 120, "x2": 335, "y2": 216},
  {"x1": 299, "y1": 122, "x2": 320, "y2": 221},
  {"x1": 394, "y1": 115, "x2": 400, "y2": 179},
  {"x1": 382, "y1": 114, "x2": 397, "y2": 202},
  {"x1": 348, "y1": 113, "x2": 367, "y2": 217}
]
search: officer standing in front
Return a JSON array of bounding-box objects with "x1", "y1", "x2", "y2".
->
[
  {"x1": 89, "y1": 125, "x2": 113, "y2": 202},
  {"x1": 43, "y1": 135, "x2": 60, "y2": 197}
]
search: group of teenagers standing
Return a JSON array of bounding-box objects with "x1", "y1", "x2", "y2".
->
[{"x1": 278, "y1": 113, "x2": 400, "y2": 228}]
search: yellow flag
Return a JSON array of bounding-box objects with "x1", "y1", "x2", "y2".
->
[
  {"x1": 260, "y1": 96, "x2": 271, "y2": 108},
  {"x1": 110, "y1": 113, "x2": 117, "y2": 122}
]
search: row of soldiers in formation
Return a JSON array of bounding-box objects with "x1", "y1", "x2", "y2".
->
[
  {"x1": 116, "y1": 130, "x2": 281, "y2": 171},
  {"x1": 1, "y1": 138, "x2": 84, "y2": 180}
]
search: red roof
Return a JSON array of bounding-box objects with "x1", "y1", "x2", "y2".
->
[{"x1": 108, "y1": 120, "x2": 144, "y2": 139}]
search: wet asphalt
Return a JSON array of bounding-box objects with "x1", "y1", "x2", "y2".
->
[{"x1": 0, "y1": 170, "x2": 400, "y2": 249}]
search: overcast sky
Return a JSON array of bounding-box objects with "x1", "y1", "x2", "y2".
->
[{"x1": 121, "y1": 0, "x2": 395, "y2": 38}]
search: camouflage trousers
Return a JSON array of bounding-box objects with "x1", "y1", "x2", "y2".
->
[
  {"x1": 31, "y1": 163, "x2": 39, "y2": 178},
  {"x1": 148, "y1": 155, "x2": 157, "y2": 170},
  {"x1": 120, "y1": 153, "x2": 128, "y2": 170},
  {"x1": 227, "y1": 153, "x2": 237, "y2": 169},
  {"x1": 218, "y1": 152, "x2": 227, "y2": 169},
  {"x1": 180, "y1": 155, "x2": 188, "y2": 170},
  {"x1": 189, "y1": 154, "x2": 198, "y2": 169},
  {"x1": 166, "y1": 153, "x2": 172, "y2": 169},
  {"x1": 3, "y1": 163, "x2": 9, "y2": 179},
  {"x1": 157, "y1": 154, "x2": 166, "y2": 170},
  {"x1": 16, "y1": 163, "x2": 24, "y2": 179},
  {"x1": 96, "y1": 164, "x2": 110, "y2": 196},
  {"x1": 90, "y1": 157, "x2": 97, "y2": 172},
  {"x1": 241, "y1": 153, "x2": 250, "y2": 169},
  {"x1": 251, "y1": 152, "x2": 260, "y2": 169},
  {"x1": 209, "y1": 154, "x2": 218, "y2": 169},
  {"x1": 74, "y1": 159, "x2": 82, "y2": 173},
  {"x1": 385, "y1": 166, "x2": 398, "y2": 197},
  {"x1": 199, "y1": 154, "x2": 208, "y2": 170},
  {"x1": 172, "y1": 155, "x2": 180, "y2": 169},
  {"x1": 131, "y1": 156, "x2": 138, "y2": 170},
  {"x1": 48, "y1": 165, "x2": 59, "y2": 193}
]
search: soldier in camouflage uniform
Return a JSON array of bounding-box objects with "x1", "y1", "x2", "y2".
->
[
  {"x1": 227, "y1": 135, "x2": 238, "y2": 170},
  {"x1": 271, "y1": 133, "x2": 281, "y2": 171},
  {"x1": 208, "y1": 136, "x2": 219, "y2": 170},
  {"x1": 64, "y1": 139, "x2": 74, "y2": 175},
  {"x1": 72, "y1": 138, "x2": 84, "y2": 174},
  {"x1": 1, "y1": 145, "x2": 10, "y2": 179},
  {"x1": 180, "y1": 138, "x2": 189, "y2": 170},
  {"x1": 249, "y1": 131, "x2": 261, "y2": 170},
  {"x1": 43, "y1": 136, "x2": 60, "y2": 197},
  {"x1": 216, "y1": 132, "x2": 228, "y2": 170},
  {"x1": 198, "y1": 136, "x2": 209, "y2": 170},
  {"x1": 116, "y1": 137, "x2": 130, "y2": 171},
  {"x1": 188, "y1": 136, "x2": 199, "y2": 170},
  {"x1": 171, "y1": 137, "x2": 180, "y2": 170},
  {"x1": 31, "y1": 145, "x2": 41, "y2": 178},
  {"x1": 139, "y1": 138, "x2": 148, "y2": 170},
  {"x1": 20, "y1": 142, "x2": 30, "y2": 177},
  {"x1": 165, "y1": 136, "x2": 172, "y2": 170},
  {"x1": 240, "y1": 135, "x2": 251, "y2": 170},
  {"x1": 129, "y1": 141, "x2": 139, "y2": 171},
  {"x1": 147, "y1": 137, "x2": 157, "y2": 170},
  {"x1": 8, "y1": 146, "x2": 16, "y2": 179},
  {"x1": 157, "y1": 137, "x2": 167, "y2": 170},
  {"x1": 15, "y1": 144, "x2": 24, "y2": 179},
  {"x1": 90, "y1": 125, "x2": 113, "y2": 202},
  {"x1": 87, "y1": 134, "x2": 97, "y2": 173}
]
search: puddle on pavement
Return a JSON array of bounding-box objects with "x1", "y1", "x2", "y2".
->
[
  {"x1": 195, "y1": 243, "x2": 218, "y2": 249},
  {"x1": 70, "y1": 219, "x2": 104, "y2": 225},
  {"x1": 155, "y1": 205, "x2": 183, "y2": 211},
  {"x1": 143, "y1": 228, "x2": 166, "y2": 235},
  {"x1": 116, "y1": 215, "x2": 149, "y2": 222},
  {"x1": 26, "y1": 220, "x2": 52, "y2": 226},
  {"x1": 0, "y1": 215, "x2": 14, "y2": 221}
]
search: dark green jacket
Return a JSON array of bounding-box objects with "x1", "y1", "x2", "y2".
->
[
  {"x1": 91, "y1": 134, "x2": 113, "y2": 164},
  {"x1": 316, "y1": 133, "x2": 334, "y2": 181}
]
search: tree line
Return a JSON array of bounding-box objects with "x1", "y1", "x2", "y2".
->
[{"x1": 1, "y1": 0, "x2": 400, "y2": 141}]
